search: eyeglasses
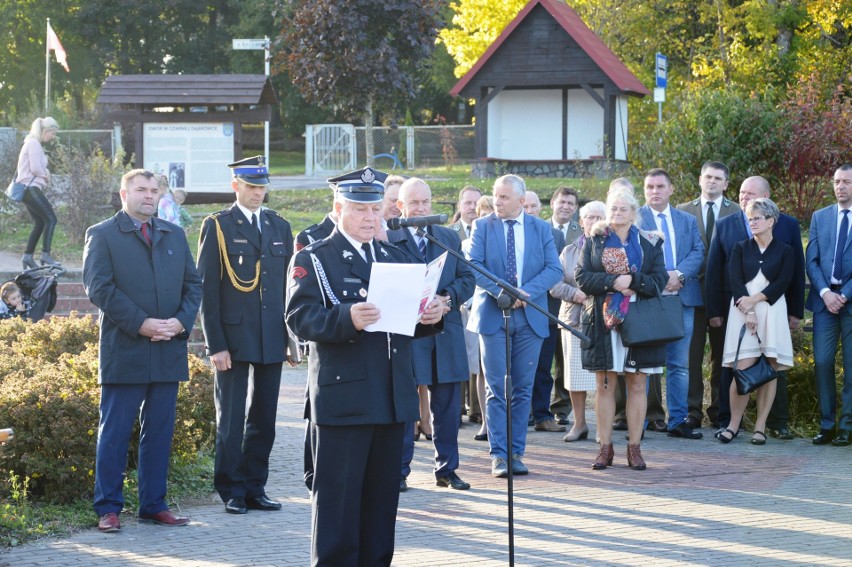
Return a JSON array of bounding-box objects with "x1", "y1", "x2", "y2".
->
[{"x1": 747, "y1": 216, "x2": 769, "y2": 223}]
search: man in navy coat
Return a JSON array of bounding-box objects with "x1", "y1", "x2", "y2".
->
[
  {"x1": 639, "y1": 169, "x2": 705, "y2": 439},
  {"x1": 84, "y1": 169, "x2": 202, "y2": 532},
  {"x1": 806, "y1": 164, "x2": 852, "y2": 446},
  {"x1": 197, "y1": 156, "x2": 299, "y2": 515},
  {"x1": 705, "y1": 176, "x2": 805, "y2": 436},
  {"x1": 467, "y1": 174, "x2": 563, "y2": 478},
  {"x1": 286, "y1": 167, "x2": 445, "y2": 566},
  {"x1": 389, "y1": 178, "x2": 475, "y2": 491}
]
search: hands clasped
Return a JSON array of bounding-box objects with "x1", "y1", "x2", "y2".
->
[{"x1": 139, "y1": 317, "x2": 184, "y2": 342}]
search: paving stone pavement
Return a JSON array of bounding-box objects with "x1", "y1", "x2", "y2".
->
[{"x1": 3, "y1": 365, "x2": 852, "y2": 566}]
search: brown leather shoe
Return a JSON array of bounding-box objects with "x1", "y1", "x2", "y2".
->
[
  {"x1": 592, "y1": 443, "x2": 614, "y2": 470},
  {"x1": 138, "y1": 509, "x2": 190, "y2": 527},
  {"x1": 627, "y1": 444, "x2": 646, "y2": 470},
  {"x1": 646, "y1": 419, "x2": 668, "y2": 433},
  {"x1": 98, "y1": 512, "x2": 121, "y2": 533},
  {"x1": 534, "y1": 418, "x2": 566, "y2": 432}
]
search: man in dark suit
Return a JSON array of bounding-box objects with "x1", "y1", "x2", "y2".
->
[
  {"x1": 677, "y1": 161, "x2": 740, "y2": 428},
  {"x1": 705, "y1": 175, "x2": 805, "y2": 436},
  {"x1": 390, "y1": 178, "x2": 475, "y2": 490},
  {"x1": 548, "y1": 186, "x2": 582, "y2": 423},
  {"x1": 285, "y1": 167, "x2": 445, "y2": 565},
  {"x1": 806, "y1": 164, "x2": 852, "y2": 446},
  {"x1": 523, "y1": 190, "x2": 566, "y2": 433},
  {"x1": 84, "y1": 169, "x2": 202, "y2": 532},
  {"x1": 468, "y1": 175, "x2": 563, "y2": 478},
  {"x1": 296, "y1": 210, "x2": 335, "y2": 251},
  {"x1": 197, "y1": 156, "x2": 299, "y2": 515},
  {"x1": 639, "y1": 168, "x2": 704, "y2": 439}
]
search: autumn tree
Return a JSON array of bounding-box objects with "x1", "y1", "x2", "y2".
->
[{"x1": 280, "y1": 0, "x2": 444, "y2": 161}]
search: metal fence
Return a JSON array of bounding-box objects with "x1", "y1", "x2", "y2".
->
[{"x1": 354, "y1": 125, "x2": 475, "y2": 170}]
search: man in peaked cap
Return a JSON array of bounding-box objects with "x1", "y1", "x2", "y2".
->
[
  {"x1": 197, "y1": 155, "x2": 299, "y2": 516},
  {"x1": 286, "y1": 166, "x2": 446, "y2": 566}
]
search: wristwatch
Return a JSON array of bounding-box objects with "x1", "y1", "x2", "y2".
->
[
  {"x1": 676, "y1": 271, "x2": 685, "y2": 284},
  {"x1": 445, "y1": 297, "x2": 453, "y2": 309}
]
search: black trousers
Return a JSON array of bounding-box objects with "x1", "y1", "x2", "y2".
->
[
  {"x1": 213, "y1": 360, "x2": 282, "y2": 501},
  {"x1": 22, "y1": 185, "x2": 57, "y2": 254}
]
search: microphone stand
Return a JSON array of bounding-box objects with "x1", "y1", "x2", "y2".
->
[{"x1": 415, "y1": 226, "x2": 590, "y2": 567}]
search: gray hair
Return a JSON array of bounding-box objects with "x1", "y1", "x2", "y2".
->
[
  {"x1": 580, "y1": 200, "x2": 606, "y2": 219},
  {"x1": 745, "y1": 197, "x2": 779, "y2": 223},
  {"x1": 494, "y1": 174, "x2": 526, "y2": 198}
]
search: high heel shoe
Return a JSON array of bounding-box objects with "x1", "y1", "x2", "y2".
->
[
  {"x1": 592, "y1": 443, "x2": 614, "y2": 470},
  {"x1": 39, "y1": 251, "x2": 62, "y2": 266},
  {"x1": 563, "y1": 425, "x2": 589, "y2": 442},
  {"x1": 414, "y1": 422, "x2": 421, "y2": 442},
  {"x1": 22, "y1": 254, "x2": 37, "y2": 270},
  {"x1": 418, "y1": 424, "x2": 433, "y2": 442},
  {"x1": 626, "y1": 444, "x2": 646, "y2": 470}
]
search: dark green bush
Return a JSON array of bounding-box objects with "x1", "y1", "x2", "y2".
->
[{"x1": 0, "y1": 316, "x2": 215, "y2": 503}]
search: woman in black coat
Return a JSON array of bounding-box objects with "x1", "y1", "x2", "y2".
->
[{"x1": 575, "y1": 188, "x2": 668, "y2": 471}]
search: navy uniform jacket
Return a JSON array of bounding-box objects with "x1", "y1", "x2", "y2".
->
[
  {"x1": 197, "y1": 204, "x2": 295, "y2": 364},
  {"x1": 83, "y1": 211, "x2": 202, "y2": 384},
  {"x1": 705, "y1": 211, "x2": 805, "y2": 320},
  {"x1": 296, "y1": 214, "x2": 335, "y2": 250},
  {"x1": 388, "y1": 225, "x2": 475, "y2": 385},
  {"x1": 285, "y1": 230, "x2": 441, "y2": 426}
]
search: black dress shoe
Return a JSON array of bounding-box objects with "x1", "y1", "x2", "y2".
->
[
  {"x1": 769, "y1": 426, "x2": 794, "y2": 440},
  {"x1": 668, "y1": 422, "x2": 703, "y2": 439},
  {"x1": 436, "y1": 472, "x2": 470, "y2": 490},
  {"x1": 612, "y1": 419, "x2": 628, "y2": 431},
  {"x1": 400, "y1": 478, "x2": 408, "y2": 492},
  {"x1": 646, "y1": 419, "x2": 668, "y2": 433},
  {"x1": 474, "y1": 432, "x2": 488, "y2": 441},
  {"x1": 246, "y1": 494, "x2": 282, "y2": 511},
  {"x1": 832, "y1": 431, "x2": 851, "y2": 446},
  {"x1": 555, "y1": 413, "x2": 570, "y2": 426},
  {"x1": 813, "y1": 429, "x2": 835, "y2": 445},
  {"x1": 225, "y1": 497, "x2": 247, "y2": 515},
  {"x1": 684, "y1": 416, "x2": 702, "y2": 429}
]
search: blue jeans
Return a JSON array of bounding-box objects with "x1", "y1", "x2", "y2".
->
[
  {"x1": 480, "y1": 310, "x2": 543, "y2": 460},
  {"x1": 665, "y1": 306, "x2": 694, "y2": 428},
  {"x1": 813, "y1": 308, "x2": 852, "y2": 430}
]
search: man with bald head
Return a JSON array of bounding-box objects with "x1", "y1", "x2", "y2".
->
[
  {"x1": 706, "y1": 175, "x2": 805, "y2": 437},
  {"x1": 390, "y1": 177, "x2": 475, "y2": 490}
]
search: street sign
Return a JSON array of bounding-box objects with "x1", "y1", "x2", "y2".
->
[
  {"x1": 656, "y1": 53, "x2": 668, "y2": 88},
  {"x1": 232, "y1": 38, "x2": 267, "y2": 50}
]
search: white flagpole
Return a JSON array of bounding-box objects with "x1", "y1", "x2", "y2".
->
[{"x1": 45, "y1": 18, "x2": 51, "y2": 113}]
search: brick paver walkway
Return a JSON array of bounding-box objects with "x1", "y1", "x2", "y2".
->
[{"x1": 3, "y1": 366, "x2": 852, "y2": 566}]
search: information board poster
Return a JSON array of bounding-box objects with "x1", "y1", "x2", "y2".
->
[{"x1": 143, "y1": 123, "x2": 234, "y2": 193}]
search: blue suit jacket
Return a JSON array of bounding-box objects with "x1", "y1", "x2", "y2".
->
[
  {"x1": 83, "y1": 211, "x2": 202, "y2": 385},
  {"x1": 466, "y1": 212, "x2": 563, "y2": 338},
  {"x1": 806, "y1": 205, "x2": 852, "y2": 314},
  {"x1": 638, "y1": 205, "x2": 704, "y2": 307},
  {"x1": 706, "y1": 211, "x2": 805, "y2": 319},
  {"x1": 388, "y1": 225, "x2": 475, "y2": 384}
]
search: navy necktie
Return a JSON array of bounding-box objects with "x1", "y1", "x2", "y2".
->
[
  {"x1": 361, "y1": 242, "x2": 373, "y2": 268},
  {"x1": 658, "y1": 213, "x2": 674, "y2": 270},
  {"x1": 505, "y1": 219, "x2": 517, "y2": 286},
  {"x1": 833, "y1": 210, "x2": 849, "y2": 281},
  {"x1": 251, "y1": 213, "x2": 260, "y2": 236},
  {"x1": 417, "y1": 234, "x2": 427, "y2": 260}
]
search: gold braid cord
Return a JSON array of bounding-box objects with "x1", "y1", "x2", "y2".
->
[{"x1": 206, "y1": 215, "x2": 261, "y2": 293}]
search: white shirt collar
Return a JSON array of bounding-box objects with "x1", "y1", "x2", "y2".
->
[
  {"x1": 236, "y1": 202, "x2": 261, "y2": 228},
  {"x1": 338, "y1": 226, "x2": 373, "y2": 258},
  {"x1": 700, "y1": 195, "x2": 724, "y2": 210}
]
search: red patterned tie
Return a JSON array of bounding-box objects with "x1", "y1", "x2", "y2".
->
[{"x1": 141, "y1": 222, "x2": 152, "y2": 246}]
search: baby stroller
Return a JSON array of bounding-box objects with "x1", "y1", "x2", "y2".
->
[{"x1": 5, "y1": 265, "x2": 65, "y2": 322}]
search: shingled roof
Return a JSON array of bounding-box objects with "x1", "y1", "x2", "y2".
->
[
  {"x1": 450, "y1": 0, "x2": 649, "y2": 97},
  {"x1": 97, "y1": 74, "x2": 278, "y2": 106}
]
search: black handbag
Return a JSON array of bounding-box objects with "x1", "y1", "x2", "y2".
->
[
  {"x1": 619, "y1": 281, "x2": 684, "y2": 347},
  {"x1": 732, "y1": 324, "x2": 778, "y2": 395}
]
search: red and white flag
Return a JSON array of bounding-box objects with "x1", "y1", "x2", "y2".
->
[{"x1": 47, "y1": 22, "x2": 69, "y2": 72}]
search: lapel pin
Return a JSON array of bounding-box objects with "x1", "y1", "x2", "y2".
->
[
  {"x1": 239, "y1": 256, "x2": 243, "y2": 265},
  {"x1": 342, "y1": 250, "x2": 353, "y2": 260},
  {"x1": 359, "y1": 288, "x2": 367, "y2": 298}
]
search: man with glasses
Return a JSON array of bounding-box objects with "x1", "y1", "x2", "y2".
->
[{"x1": 705, "y1": 176, "x2": 805, "y2": 438}]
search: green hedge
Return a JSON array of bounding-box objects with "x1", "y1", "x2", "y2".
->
[{"x1": 0, "y1": 316, "x2": 215, "y2": 503}]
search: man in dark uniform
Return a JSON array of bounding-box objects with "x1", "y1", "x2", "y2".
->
[
  {"x1": 390, "y1": 177, "x2": 475, "y2": 491},
  {"x1": 296, "y1": 210, "x2": 336, "y2": 251},
  {"x1": 286, "y1": 167, "x2": 445, "y2": 566},
  {"x1": 197, "y1": 156, "x2": 299, "y2": 515}
]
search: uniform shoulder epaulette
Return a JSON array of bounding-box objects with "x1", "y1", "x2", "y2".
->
[{"x1": 303, "y1": 239, "x2": 330, "y2": 253}]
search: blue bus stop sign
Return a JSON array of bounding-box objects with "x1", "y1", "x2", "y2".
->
[{"x1": 656, "y1": 53, "x2": 667, "y2": 88}]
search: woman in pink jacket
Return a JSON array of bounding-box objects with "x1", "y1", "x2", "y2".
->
[{"x1": 16, "y1": 117, "x2": 61, "y2": 269}]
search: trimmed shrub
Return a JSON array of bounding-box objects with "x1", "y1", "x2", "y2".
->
[{"x1": 0, "y1": 317, "x2": 215, "y2": 503}]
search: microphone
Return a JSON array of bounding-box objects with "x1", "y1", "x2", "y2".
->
[{"x1": 386, "y1": 214, "x2": 448, "y2": 230}]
